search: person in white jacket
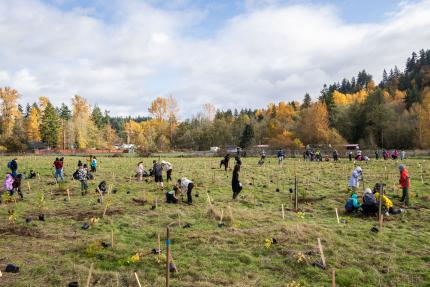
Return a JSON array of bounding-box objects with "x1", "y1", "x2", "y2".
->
[
  {"x1": 348, "y1": 166, "x2": 362, "y2": 191},
  {"x1": 136, "y1": 162, "x2": 145, "y2": 181},
  {"x1": 177, "y1": 177, "x2": 194, "y2": 205},
  {"x1": 161, "y1": 160, "x2": 173, "y2": 182}
]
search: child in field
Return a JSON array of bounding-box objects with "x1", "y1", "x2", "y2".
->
[
  {"x1": 161, "y1": 160, "x2": 173, "y2": 182},
  {"x1": 348, "y1": 166, "x2": 362, "y2": 191},
  {"x1": 232, "y1": 163, "x2": 242, "y2": 199},
  {"x1": 345, "y1": 193, "x2": 361, "y2": 213},
  {"x1": 136, "y1": 162, "x2": 145, "y2": 181},
  {"x1": 373, "y1": 183, "x2": 402, "y2": 215},
  {"x1": 153, "y1": 160, "x2": 164, "y2": 188},
  {"x1": 177, "y1": 177, "x2": 194, "y2": 204},
  {"x1": 91, "y1": 156, "x2": 97, "y2": 173},
  {"x1": 166, "y1": 186, "x2": 180, "y2": 204},
  {"x1": 78, "y1": 164, "x2": 88, "y2": 195},
  {"x1": 97, "y1": 180, "x2": 107, "y2": 195},
  {"x1": 7, "y1": 158, "x2": 18, "y2": 177},
  {"x1": 399, "y1": 164, "x2": 411, "y2": 206},
  {"x1": 53, "y1": 158, "x2": 64, "y2": 182},
  {"x1": 2, "y1": 173, "x2": 14, "y2": 196}
]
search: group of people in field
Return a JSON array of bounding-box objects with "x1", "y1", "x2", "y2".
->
[
  {"x1": 1, "y1": 158, "x2": 24, "y2": 202},
  {"x1": 345, "y1": 164, "x2": 411, "y2": 217},
  {"x1": 0, "y1": 146, "x2": 416, "y2": 216}
]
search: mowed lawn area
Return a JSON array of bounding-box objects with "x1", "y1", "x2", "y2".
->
[{"x1": 0, "y1": 155, "x2": 429, "y2": 287}]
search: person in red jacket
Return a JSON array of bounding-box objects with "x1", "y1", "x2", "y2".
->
[{"x1": 399, "y1": 164, "x2": 411, "y2": 206}]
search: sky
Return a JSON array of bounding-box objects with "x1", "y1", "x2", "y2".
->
[{"x1": 0, "y1": 0, "x2": 429, "y2": 118}]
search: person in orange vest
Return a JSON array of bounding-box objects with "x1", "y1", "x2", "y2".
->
[{"x1": 399, "y1": 164, "x2": 411, "y2": 206}]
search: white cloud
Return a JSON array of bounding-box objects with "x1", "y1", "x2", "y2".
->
[{"x1": 0, "y1": 0, "x2": 430, "y2": 118}]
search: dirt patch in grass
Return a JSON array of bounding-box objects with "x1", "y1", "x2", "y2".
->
[{"x1": 0, "y1": 224, "x2": 44, "y2": 238}]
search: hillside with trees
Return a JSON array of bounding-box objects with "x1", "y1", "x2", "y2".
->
[{"x1": 0, "y1": 49, "x2": 429, "y2": 152}]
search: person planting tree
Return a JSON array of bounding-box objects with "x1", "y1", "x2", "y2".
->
[
  {"x1": 177, "y1": 177, "x2": 194, "y2": 205},
  {"x1": 373, "y1": 183, "x2": 403, "y2": 215},
  {"x1": 166, "y1": 186, "x2": 180, "y2": 204},
  {"x1": 344, "y1": 193, "x2": 361, "y2": 213}
]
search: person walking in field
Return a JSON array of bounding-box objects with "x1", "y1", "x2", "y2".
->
[
  {"x1": 53, "y1": 157, "x2": 64, "y2": 182},
  {"x1": 348, "y1": 166, "x2": 362, "y2": 191},
  {"x1": 153, "y1": 160, "x2": 164, "y2": 188},
  {"x1": 177, "y1": 177, "x2": 194, "y2": 204},
  {"x1": 232, "y1": 163, "x2": 242, "y2": 199},
  {"x1": 399, "y1": 164, "x2": 411, "y2": 206},
  {"x1": 161, "y1": 160, "x2": 173, "y2": 182},
  {"x1": 400, "y1": 150, "x2": 406, "y2": 160},
  {"x1": 333, "y1": 150, "x2": 339, "y2": 161},
  {"x1": 136, "y1": 162, "x2": 145, "y2": 182},
  {"x1": 277, "y1": 149, "x2": 285, "y2": 164},
  {"x1": 91, "y1": 156, "x2": 97, "y2": 173},
  {"x1": 348, "y1": 151, "x2": 352, "y2": 161},
  {"x1": 220, "y1": 154, "x2": 230, "y2": 171},
  {"x1": 78, "y1": 164, "x2": 89, "y2": 195}
]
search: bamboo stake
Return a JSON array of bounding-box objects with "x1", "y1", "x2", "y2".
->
[
  {"x1": 85, "y1": 263, "x2": 93, "y2": 287},
  {"x1": 111, "y1": 229, "x2": 114, "y2": 249},
  {"x1": 281, "y1": 204, "x2": 285, "y2": 220},
  {"x1": 332, "y1": 268, "x2": 336, "y2": 287},
  {"x1": 317, "y1": 238, "x2": 326, "y2": 268},
  {"x1": 134, "y1": 272, "x2": 142, "y2": 287},
  {"x1": 335, "y1": 208, "x2": 340, "y2": 224},
  {"x1": 166, "y1": 227, "x2": 170, "y2": 287}
]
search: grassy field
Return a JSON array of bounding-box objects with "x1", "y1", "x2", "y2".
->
[{"x1": 0, "y1": 155, "x2": 429, "y2": 287}]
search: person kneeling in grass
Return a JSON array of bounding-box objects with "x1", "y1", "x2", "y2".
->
[
  {"x1": 177, "y1": 178, "x2": 194, "y2": 205},
  {"x1": 166, "y1": 186, "x2": 180, "y2": 204},
  {"x1": 373, "y1": 183, "x2": 403, "y2": 215},
  {"x1": 362, "y1": 188, "x2": 378, "y2": 216},
  {"x1": 345, "y1": 193, "x2": 361, "y2": 213}
]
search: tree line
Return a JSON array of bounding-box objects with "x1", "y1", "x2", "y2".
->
[{"x1": 1, "y1": 49, "x2": 430, "y2": 152}]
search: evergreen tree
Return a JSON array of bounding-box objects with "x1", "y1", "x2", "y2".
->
[
  {"x1": 91, "y1": 105, "x2": 105, "y2": 129},
  {"x1": 239, "y1": 124, "x2": 254, "y2": 148},
  {"x1": 302, "y1": 93, "x2": 312, "y2": 109},
  {"x1": 40, "y1": 101, "x2": 60, "y2": 147},
  {"x1": 59, "y1": 103, "x2": 72, "y2": 120}
]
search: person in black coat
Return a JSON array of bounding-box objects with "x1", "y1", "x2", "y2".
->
[{"x1": 232, "y1": 163, "x2": 242, "y2": 199}]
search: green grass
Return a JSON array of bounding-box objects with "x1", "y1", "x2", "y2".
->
[{"x1": 0, "y1": 155, "x2": 429, "y2": 286}]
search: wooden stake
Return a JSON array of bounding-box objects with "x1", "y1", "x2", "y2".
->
[
  {"x1": 378, "y1": 185, "x2": 384, "y2": 229},
  {"x1": 294, "y1": 176, "x2": 298, "y2": 212},
  {"x1": 102, "y1": 203, "x2": 109, "y2": 218},
  {"x1": 157, "y1": 233, "x2": 161, "y2": 251},
  {"x1": 178, "y1": 213, "x2": 181, "y2": 226},
  {"x1": 85, "y1": 263, "x2": 93, "y2": 287},
  {"x1": 219, "y1": 209, "x2": 224, "y2": 224},
  {"x1": 281, "y1": 204, "x2": 285, "y2": 220},
  {"x1": 166, "y1": 227, "x2": 170, "y2": 287},
  {"x1": 332, "y1": 268, "x2": 336, "y2": 287},
  {"x1": 335, "y1": 208, "x2": 340, "y2": 224},
  {"x1": 155, "y1": 198, "x2": 158, "y2": 209},
  {"x1": 379, "y1": 214, "x2": 384, "y2": 230},
  {"x1": 111, "y1": 229, "x2": 114, "y2": 249},
  {"x1": 67, "y1": 189, "x2": 70, "y2": 201},
  {"x1": 134, "y1": 272, "x2": 142, "y2": 287},
  {"x1": 27, "y1": 182, "x2": 31, "y2": 192},
  {"x1": 317, "y1": 238, "x2": 326, "y2": 268}
]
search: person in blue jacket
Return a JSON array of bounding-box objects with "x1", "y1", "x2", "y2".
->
[{"x1": 345, "y1": 193, "x2": 361, "y2": 213}]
